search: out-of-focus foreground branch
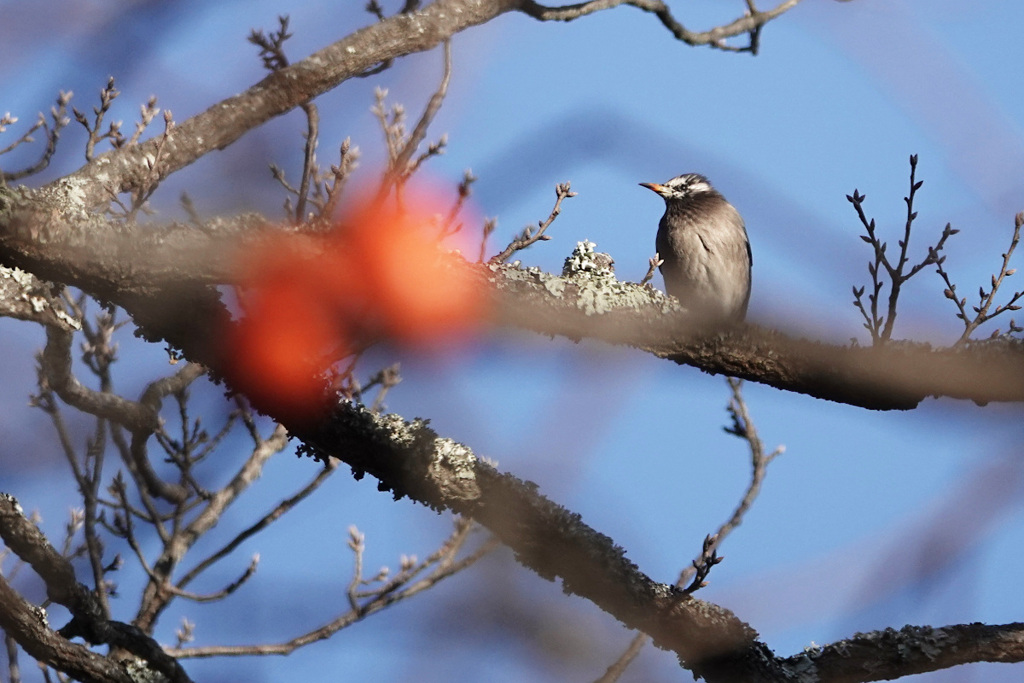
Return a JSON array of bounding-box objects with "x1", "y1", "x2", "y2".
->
[{"x1": 1, "y1": 209, "x2": 1021, "y2": 410}]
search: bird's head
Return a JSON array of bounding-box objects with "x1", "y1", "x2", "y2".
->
[{"x1": 639, "y1": 173, "x2": 714, "y2": 202}]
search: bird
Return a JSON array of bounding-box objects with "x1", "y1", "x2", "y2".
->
[{"x1": 639, "y1": 173, "x2": 751, "y2": 323}]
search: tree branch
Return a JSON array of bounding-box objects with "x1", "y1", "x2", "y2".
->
[
  {"x1": 290, "y1": 404, "x2": 782, "y2": 679},
  {"x1": 5, "y1": 205, "x2": 1024, "y2": 410},
  {"x1": 0, "y1": 573, "x2": 133, "y2": 683},
  {"x1": 0, "y1": 494, "x2": 192, "y2": 683},
  {"x1": 782, "y1": 623, "x2": 1024, "y2": 681},
  {"x1": 490, "y1": 261, "x2": 1024, "y2": 409},
  {"x1": 517, "y1": 0, "x2": 803, "y2": 53},
  {"x1": 43, "y1": 0, "x2": 520, "y2": 212}
]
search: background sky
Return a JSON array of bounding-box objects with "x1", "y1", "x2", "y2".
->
[{"x1": 2, "y1": 1, "x2": 1024, "y2": 681}]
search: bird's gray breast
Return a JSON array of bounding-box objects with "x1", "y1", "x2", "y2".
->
[{"x1": 656, "y1": 197, "x2": 751, "y2": 319}]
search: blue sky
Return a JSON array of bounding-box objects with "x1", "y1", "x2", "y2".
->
[{"x1": 2, "y1": 1, "x2": 1024, "y2": 681}]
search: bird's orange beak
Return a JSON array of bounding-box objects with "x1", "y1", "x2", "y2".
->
[{"x1": 639, "y1": 182, "x2": 666, "y2": 195}]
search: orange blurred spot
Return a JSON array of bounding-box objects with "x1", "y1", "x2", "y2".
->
[
  {"x1": 223, "y1": 282, "x2": 341, "y2": 423},
  {"x1": 341, "y1": 198, "x2": 486, "y2": 346},
  {"x1": 223, "y1": 187, "x2": 487, "y2": 422}
]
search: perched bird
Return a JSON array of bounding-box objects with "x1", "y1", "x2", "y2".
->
[{"x1": 640, "y1": 173, "x2": 751, "y2": 322}]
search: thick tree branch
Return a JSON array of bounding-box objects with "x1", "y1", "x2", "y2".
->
[
  {"x1": 2, "y1": 202, "x2": 1022, "y2": 410},
  {"x1": 782, "y1": 623, "x2": 1024, "y2": 681},
  {"x1": 492, "y1": 262, "x2": 1024, "y2": 409},
  {"x1": 289, "y1": 402, "x2": 1024, "y2": 681},
  {"x1": 291, "y1": 405, "x2": 783, "y2": 680},
  {"x1": 0, "y1": 573, "x2": 133, "y2": 683},
  {"x1": 0, "y1": 495, "x2": 192, "y2": 683}
]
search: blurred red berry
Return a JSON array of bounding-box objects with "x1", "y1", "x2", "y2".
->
[
  {"x1": 222, "y1": 188, "x2": 487, "y2": 422},
  {"x1": 340, "y1": 198, "x2": 485, "y2": 346}
]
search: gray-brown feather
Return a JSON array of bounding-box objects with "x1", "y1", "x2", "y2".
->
[{"x1": 648, "y1": 176, "x2": 751, "y2": 321}]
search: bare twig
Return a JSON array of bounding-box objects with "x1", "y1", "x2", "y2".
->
[
  {"x1": 80, "y1": 422, "x2": 110, "y2": 612},
  {"x1": 166, "y1": 556, "x2": 260, "y2": 604},
  {"x1": 319, "y1": 138, "x2": 360, "y2": 219},
  {"x1": 249, "y1": 16, "x2": 322, "y2": 224},
  {"x1": 108, "y1": 475, "x2": 158, "y2": 581},
  {"x1": 174, "y1": 619, "x2": 195, "y2": 650},
  {"x1": 295, "y1": 103, "x2": 319, "y2": 223},
  {"x1": 175, "y1": 455, "x2": 337, "y2": 590},
  {"x1": 679, "y1": 378, "x2": 782, "y2": 591},
  {"x1": 346, "y1": 526, "x2": 367, "y2": 611},
  {"x1": 73, "y1": 78, "x2": 124, "y2": 161},
  {"x1": 377, "y1": 40, "x2": 453, "y2": 198},
  {"x1": 124, "y1": 110, "x2": 175, "y2": 221},
  {"x1": 167, "y1": 518, "x2": 497, "y2": 659},
  {"x1": 490, "y1": 182, "x2": 576, "y2": 264},
  {"x1": 594, "y1": 631, "x2": 648, "y2": 683},
  {"x1": 366, "y1": 0, "x2": 387, "y2": 21},
  {"x1": 118, "y1": 359, "x2": 204, "y2": 504},
  {"x1": 478, "y1": 217, "x2": 498, "y2": 263},
  {"x1": 681, "y1": 533, "x2": 724, "y2": 595},
  {"x1": 358, "y1": 1, "x2": 424, "y2": 75},
  {"x1": 0, "y1": 92, "x2": 72, "y2": 181},
  {"x1": 248, "y1": 16, "x2": 293, "y2": 71},
  {"x1": 4, "y1": 630, "x2": 20, "y2": 683},
  {"x1": 639, "y1": 253, "x2": 664, "y2": 286},
  {"x1": 372, "y1": 87, "x2": 405, "y2": 167},
  {"x1": 440, "y1": 169, "x2": 478, "y2": 237},
  {"x1": 849, "y1": 155, "x2": 957, "y2": 344},
  {"x1": 936, "y1": 211, "x2": 1023, "y2": 345},
  {"x1": 367, "y1": 364, "x2": 403, "y2": 413},
  {"x1": 126, "y1": 96, "x2": 162, "y2": 147}
]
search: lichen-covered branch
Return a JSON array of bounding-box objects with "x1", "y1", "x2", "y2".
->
[
  {"x1": 3, "y1": 197, "x2": 1023, "y2": 411},
  {"x1": 781, "y1": 623, "x2": 1024, "y2": 681},
  {"x1": 289, "y1": 403, "x2": 781, "y2": 680},
  {"x1": 491, "y1": 257, "x2": 1024, "y2": 409}
]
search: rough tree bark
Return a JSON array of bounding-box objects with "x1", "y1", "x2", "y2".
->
[{"x1": 1, "y1": 1, "x2": 1022, "y2": 682}]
